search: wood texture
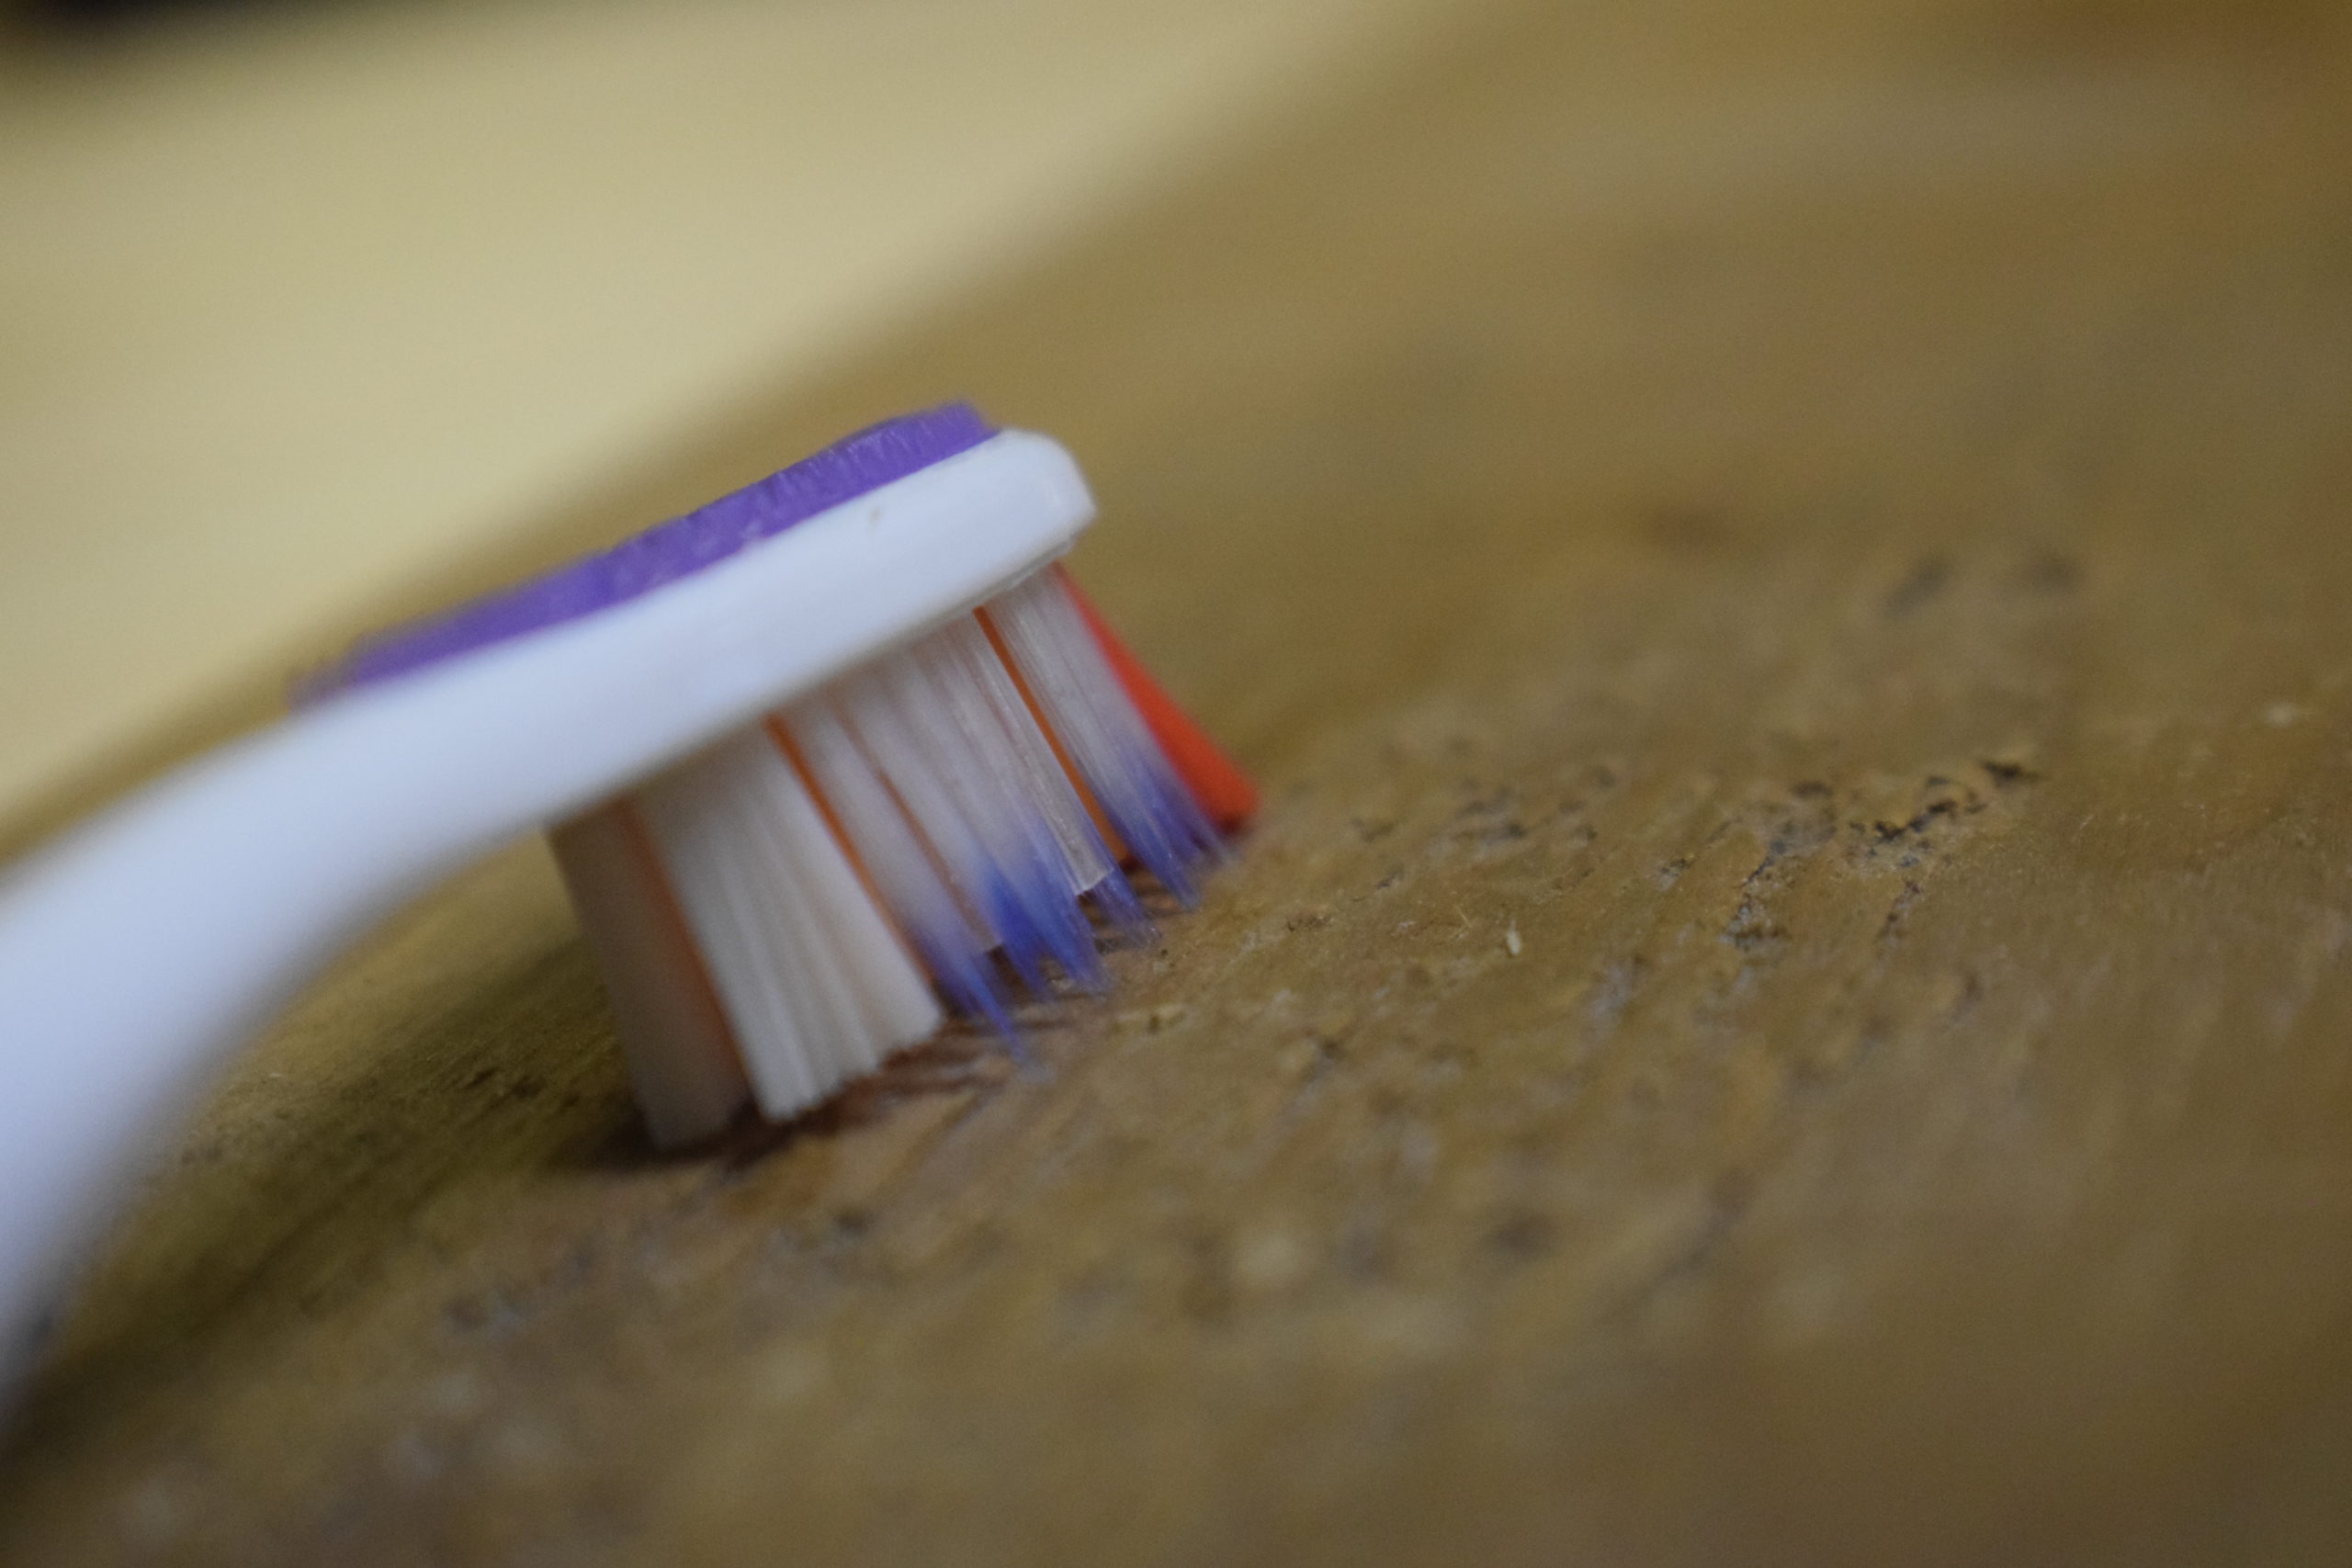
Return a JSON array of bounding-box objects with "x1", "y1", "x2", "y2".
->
[{"x1": 7, "y1": 0, "x2": 2352, "y2": 1562}]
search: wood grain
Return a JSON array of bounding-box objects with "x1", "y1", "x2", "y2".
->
[{"x1": 6, "y1": 0, "x2": 2352, "y2": 1562}]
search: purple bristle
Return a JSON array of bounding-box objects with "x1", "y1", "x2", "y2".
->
[{"x1": 306, "y1": 402, "x2": 998, "y2": 698}]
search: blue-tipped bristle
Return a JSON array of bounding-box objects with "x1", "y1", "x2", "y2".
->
[
  {"x1": 1102, "y1": 772, "x2": 1220, "y2": 909},
  {"x1": 912, "y1": 929, "x2": 1019, "y2": 1042},
  {"x1": 1084, "y1": 869, "x2": 1154, "y2": 941},
  {"x1": 584, "y1": 566, "x2": 1226, "y2": 1138},
  {"x1": 792, "y1": 572, "x2": 1216, "y2": 1014}
]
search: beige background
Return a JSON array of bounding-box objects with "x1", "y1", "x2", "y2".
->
[{"x1": 0, "y1": 0, "x2": 1446, "y2": 840}]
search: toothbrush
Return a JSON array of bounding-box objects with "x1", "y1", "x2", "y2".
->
[{"x1": 0, "y1": 402, "x2": 1255, "y2": 1389}]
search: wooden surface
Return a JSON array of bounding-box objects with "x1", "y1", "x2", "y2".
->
[{"x1": 8, "y1": 0, "x2": 2352, "y2": 1561}]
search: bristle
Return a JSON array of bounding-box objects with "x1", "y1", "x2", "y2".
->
[
  {"x1": 631, "y1": 728, "x2": 944, "y2": 1118},
  {"x1": 548, "y1": 803, "x2": 752, "y2": 1146},
  {"x1": 983, "y1": 571, "x2": 1224, "y2": 904},
  {"x1": 564, "y1": 567, "x2": 1234, "y2": 1143},
  {"x1": 782, "y1": 698, "x2": 1012, "y2": 1035}
]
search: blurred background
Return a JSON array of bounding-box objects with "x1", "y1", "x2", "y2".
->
[
  {"x1": 8, "y1": 0, "x2": 2352, "y2": 1563},
  {"x1": 0, "y1": 0, "x2": 1445, "y2": 844}
]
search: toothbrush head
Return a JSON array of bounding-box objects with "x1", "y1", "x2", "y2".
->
[
  {"x1": 0, "y1": 405, "x2": 1257, "y2": 1377},
  {"x1": 308, "y1": 403, "x2": 1255, "y2": 1143}
]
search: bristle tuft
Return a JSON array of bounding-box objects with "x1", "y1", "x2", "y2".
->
[
  {"x1": 630, "y1": 728, "x2": 944, "y2": 1119},
  {"x1": 563, "y1": 567, "x2": 1239, "y2": 1143},
  {"x1": 984, "y1": 571, "x2": 1226, "y2": 905}
]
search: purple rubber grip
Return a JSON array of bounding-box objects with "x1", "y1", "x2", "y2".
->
[{"x1": 305, "y1": 402, "x2": 997, "y2": 698}]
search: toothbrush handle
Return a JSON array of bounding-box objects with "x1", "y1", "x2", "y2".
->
[{"x1": 0, "y1": 698, "x2": 514, "y2": 1391}]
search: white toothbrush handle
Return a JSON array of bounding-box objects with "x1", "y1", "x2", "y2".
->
[
  {"x1": 0, "y1": 426, "x2": 1093, "y2": 1394},
  {"x1": 0, "y1": 696, "x2": 528, "y2": 1383}
]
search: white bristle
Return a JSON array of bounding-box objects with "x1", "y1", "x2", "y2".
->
[
  {"x1": 548, "y1": 802, "x2": 752, "y2": 1146},
  {"x1": 938, "y1": 615, "x2": 1117, "y2": 899},
  {"x1": 562, "y1": 566, "x2": 1221, "y2": 1144},
  {"x1": 630, "y1": 727, "x2": 944, "y2": 1120},
  {"x1": 784, "y1": 696, "x2": 999, "y2": 1006},
  {"x1": 985, "y1": 570, "x2": 1220, "y2": 902},
  {"x1": 836, "y1": 628, "x2": 1114, "y2": 995}
]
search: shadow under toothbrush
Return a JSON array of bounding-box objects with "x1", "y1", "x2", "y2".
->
[{"x1": 698, "y1": 1030, "x2": 1023, "y2": 1176}]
